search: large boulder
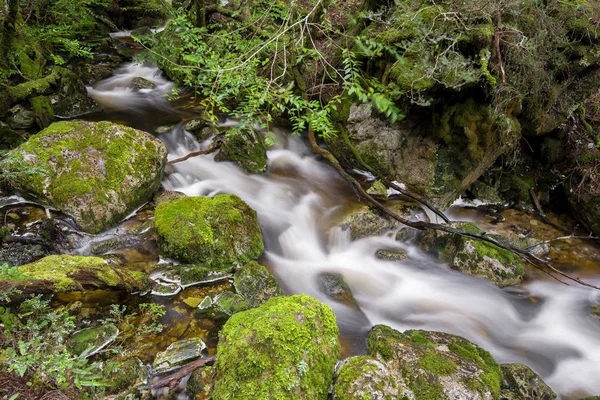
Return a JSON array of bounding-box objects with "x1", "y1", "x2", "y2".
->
[
  {"x1": 4, "y1": 121, "x2": 167, "y2": 233},
  {"x1": 332, "y1": 325, "x2": 503, "y2": 400},
  {"x1": 1, "y1": 255, "x2": 149, "y2": 293},
  {"x1": 212, "y1": 294, "x2": 340, "y2": 400},
  {"x1": 419, "y1": 222, "x2": 525, "y2": 287},
  {"x1": 154, "y1": 195, "x2": 264, "y2": 266}
]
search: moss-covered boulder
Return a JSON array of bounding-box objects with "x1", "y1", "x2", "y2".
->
[
  {"x1": 4, "y1": 121, "x2": 167, "y2": 233},
  {"x1": 215, "y1": 128, "x2": 268, "y2": 173},
  {"x1": 332, "y1": 325, "x2": 503, "y2": 400},
  {"x1": 335, "y1": 200, "x2": 427, "y2": 241},
  {"x1": 1, "y1": 255, "x2": 149, "y2": 293},
  {"x1": 212, "y1": 294, "x2": 340, "y2": 400},
  {"x1": 233, "y1": 261, "x2": 281, "y2": 308},
  {"x1": 68, "y1": 324, "x2": 119, "y2": 357},
  {"x1": 419, "y1": 222, "x2": 525, "y2": 287},
  {"x1": 500, "y1": 363, "x2": 556, "y2": 400},
  {"x1": 154, "y1": 195, "x2": 264, "y2": 266}
]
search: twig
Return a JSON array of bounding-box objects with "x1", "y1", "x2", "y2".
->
[
  {"x1": 529, "y1": 187, "x2": 546, "y2": 219},
  {"x1": 139, "y1": 356, "x2": 216, "y2": 391},
  {"x1": 167, "y1": 142, "x2": 221, "y2": 164}
]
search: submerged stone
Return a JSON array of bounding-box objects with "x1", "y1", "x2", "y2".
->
[
  {"x1": 197, "y1": 291, "x2": 249, "y2": 319},
  {"x1": 500, "y1": 363, "x2": 556, "y2": 400},
  {"x1": 233, "y1": 261, "x2": 281, "y2": 308},
  {"x1": 128, "y1": 77, "x2": 157, "y2": 90},
  {"x1": 375, "y1": 249, "x2": 409, "y2": 262},
  {"x1": 419, "y1": 222, "x2": 525, "y2": 287},
  {"x1": 4, "y1": 121, "x2": 168, "y2": 233},
  {"x1": 68, "y1": 324, "x2": 119, "y2": 357},
  {"x1": 316, "y1": 272, "x2": 358, "y2": 308},
  {"x1": 153, "y1": 338, "x2": 207, "y2": 374},
  {"x1": 175, "y1": 264, "x2": 233, "y2": 287},
  {"x1": 215, "y1": 128, "x2": 268, "y2": 173},
  {"x1": 5, "y1": 255, "x2": 149, "y2": 293},
  {"x1": 212, "y1": 294, "x2": 340, "y2": 400},
  {"x1": 154, "y1": 195, "x2": 264, "y2": 267}
]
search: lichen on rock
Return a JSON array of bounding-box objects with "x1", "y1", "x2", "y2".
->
[{"x1": 212, "y1": 294, "x2": 340, "y2": 400}]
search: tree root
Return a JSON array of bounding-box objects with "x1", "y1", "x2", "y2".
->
[
  {"x1": 167, "y1": 142, "x2": 221, "y2": 164},
  {"x1": 308, "y1": 129, "x2": 600, "y2": 290},
  {"x1": 139, "y1": 356, "x2": 216, "y2": 391}
]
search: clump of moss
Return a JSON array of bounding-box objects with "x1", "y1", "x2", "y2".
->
[
  {"x1": 155, "y1": 195, "x2": 264, "y2": 267},
  {"x1": 215, "y1": 128, "x2": 268, "y2": 173},
  {"x1": 212, "y1": 294, "x2": 340, "y2": 400},
  {"x1": 5, "y1": 121, "x2": 167, "y2": 233},
  {"x1": 10, "y1": 255, "x2": 149, "y2": 292}
]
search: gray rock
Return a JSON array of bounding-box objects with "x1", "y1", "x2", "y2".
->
[
  {"x1": 233, "y1": 261, "x2": 281, "y2": 308},
  {"x1": 153, "y1": 338, "x2": 206, "y2": 374},
  {"x1": 129, "y1": 77, "x2": 157, "y2": 91},
  {"x1": 215, "y1": 128, "x2": 267, "y2": 173},
  {"x1": 316, "y1": 272, "x2": 358, "y2": 308}
]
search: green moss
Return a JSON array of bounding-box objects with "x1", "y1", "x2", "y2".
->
[
  {"x1": 216, "y1": 128, "x2": 268, "y2": 173},
  {"x1": 7, "y1": 67, "x2": 63, "y2": 101},
  {"x1": 155, "y1": 195, "x2": 264, "y2": 267},
  {"x1": 367, "y1": 325, "x2": 404, "y2": 361},
  {"x1": 6, "y1": 121, "x2": 166, "y2": 232},
  {"x1": 448, "y1": 341, "x2": 502, "y2": 398},
  {"x1": 333, "y1": 356, "x2": 398, "y2": 400},
  {"x1": 30, "y1": 95, "x2": 54, "y2": 128},
  {"x1": 212, "y1": 294, "x2": 340, "y2": 400},
  {"x1": 12, "y1": 255, "x2": 149, "y2": 292},
  {"x1": 419, "y1": 352, "x2": 457, "y2": 376}
]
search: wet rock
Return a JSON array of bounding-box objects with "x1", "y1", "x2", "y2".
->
[
  {"x1": 154, "y1": 195, "x2": 264, "y2": 266},
  {"x1": 91, "y1": 237, "x2": 124, "y2": 255},
  {"x1": 335, "y1": 200, "x2": 427, "y2": 241},
  {"x1": 316, "y1": 272, "x2": 358, "y2": 308},
  {"x1": 5, "y1": 255, "x2": 150, "y2": 293},
  {"x1": 366, "y1": 180, "x2": 388, "y2": 200},
  {"x1": 129, "y1": 77, "x2": 157, "y2": 90},
  {"x1": 215, "y1": 128, "x2": 268, "y2": 173},
  {"x1": 153, "y1": 338, "x2": 206, "y2": 374},
  {"x1": 153, "y1": 190, "x2": 186, "y2": 205},
  {"x1": 68, "y1": 324, "x2": 119, "y2": 357},
  {"x1": 187, "y1": 366, "x2": 214, "y2": 400},
  {"x1": 333, "y1": 325, "x2": 503, "y2": 400},
  {"x1": 470, "y1": 181, "x2": 504, "y2": 204},
  {"x1": 375, "y1": 249, "x2": 409, "y2": 262},
  {"x1": 0, "y1": 243, "x2": 48, "y2": 267},
  {"x1": 151, "y1": 280, "x2": 181, "y2": 296},
  {"x1": 490, "y1": 235, "x2": 550, "y2": 257},
  {"x1": 500, "y1": 363, "x2": 556, "y2": 400},
  {"x1": 104, "y1": 357, "x2": 148, "y2": 395},
  {"x1": 197, "y1": 291, "x2": 249, "y2": 319},
  {"x1": 7, "y1": 105, "x2": 35, "y2": 129},
  {"x1": 212, "y1": 294, "x2": 340, "y2": 400},
  {"x1": 175, "y1": 264, "x2": 233, "y2": 287},
  {"x1": 74, "y1": 62, "x2": 114, "y2": 85},
  {"x1": 184, "y1": 118, "x2": 210, "y2": 134},
  {"x1": 233, "y1": 261, "x2": 281, "y2": 308},
  {"x1": 419, "y1": 222, "x2": 525, "y2": 287},
  {"x1": 4, "y1": 121, "x2": 168, "y2": 233}
]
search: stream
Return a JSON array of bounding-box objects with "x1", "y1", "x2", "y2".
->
[{"x1": 24, "y1": 59, "x2": 600, "y2": 398}]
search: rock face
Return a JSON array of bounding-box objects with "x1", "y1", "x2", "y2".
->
[
  {"x1": 215, "y1": 128, "x2": 268, "y2": 173},
  {"x1": 233, "y1": 261, "x2": 281, "y2": 308},
  {"x1": 4, "y1": 121, "x2": 167, "y2": 233},
  {"x1": 335, "y1": 200, "x2": 427, "y2": 241},
  {"x1": 153, "y1": 338, "x2": 206, "y2": 374},
  {"x1": 4, "y1": 255, "x2": 149, "y2": 293},
  {"x1": 419, "y1": 222, "x2": 525, "y2": 287},
  {"x1": 329, "y1": 104, "x2": 520, "y2": 208},
  {"x1": 212, "y1": 294, "x2": 340, "y2": 400},
  {"x1": 154, "y1": 195, "x2": 264, "y2": 266},
  {"x1": 500, "y1": 363, "x2": 556, "y2": 400},
  {"x1": 332, "y1": 325, "x2": 503, "y2": 400}
]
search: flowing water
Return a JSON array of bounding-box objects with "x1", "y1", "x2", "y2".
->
[{"x1": 82, "y1": 61, "x2": 600, "y2": 399}]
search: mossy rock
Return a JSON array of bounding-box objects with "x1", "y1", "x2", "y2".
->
[
  {"x1": 335, "y1": 200, "x2": 427, "y2": 241},
  {"x1": 187, "y1": 366, "x2": 214, "y2": 399},
  {"x1": 212, "y1": 294, "x2": 340, "y2": 400},
  {"x1": 68, "y1": 324, "x2": 119, "y2": 357},
  {"x1": 375, "y1": 249, "x2": 409, "y2": 262},
  {"x1": 129, "y1": 77, "x2": 157, "y2": 90},
  {"x1": 2, "y1": 255, "x2": 149, "y2": 293},
  {"x1": 500, "y1": 363, "x2": 556, "y2": 400},
  {"x1": 30, "y1": 96, "x2": 54, "y2": 128},
  {"x1": 332, "y1": 356, "x2": 402, "y2": 400},
  {"x1": 176, "y1": 264, "x2": 233, "y2": 286},
  {"x1": 0, "y1": 243, "x2": 47, "y2": 267},
  {"x1": 197, "y1": 291, "x2": 249, "y2": 320},
  {"x1": 7, "y1": 105, "x2": 35, "y2": 130},
  {"x1": 233, "y1": 261, "x2": 281, "y2": 308},
  {"x1": 362, "y1": 325, "x2": 503, "y2": 399},
  {"x1": 4, "y1": 121, "x2": 168, "y2": 233},
  {"x1": 215, "y1": 128, "x2": 268, "y2": 173},
  {"x1": 419, "y1": 222, "x2": 525, "y2": 287},
  {"x1": 154, "y1": 195, "x2": 264, "y2": 267},
  {"x1": 104, "y1": 357, "x2": 148, "y2": 395},
  {"x1": 316, "y1": 272, "x2": 358, "y2": 308},
  {"x1": 0, "y1": 125, "x2": 25, "y2": 150},
  {"x1": 153, "y1": 338, "x2": 206, "y2": 374}
]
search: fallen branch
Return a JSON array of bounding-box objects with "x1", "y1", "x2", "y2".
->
[
  {"x1": 168, "y1": 142, "x2": 221, "y2": 164},
  {"x1": 528, "y1": 187, "x2": 546, "y2": 219},
  {"x1": 139, "y1": 356, "x2": 216, "y2": 391},
  {"x1": 308, "y1": 129, "x2": 600, "y2": 290}
]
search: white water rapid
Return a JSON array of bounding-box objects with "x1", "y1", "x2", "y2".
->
[{"x1": 90, "y1": 63, "x2": 600, "y2": 399}]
